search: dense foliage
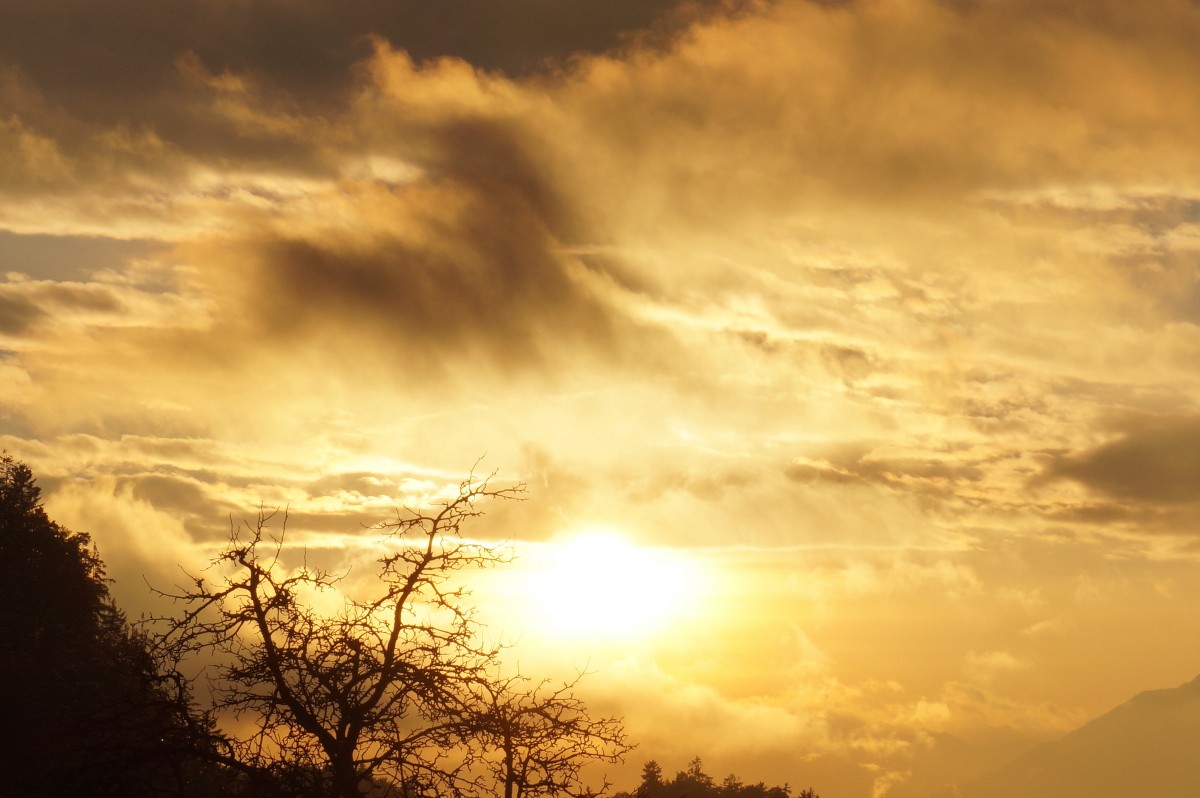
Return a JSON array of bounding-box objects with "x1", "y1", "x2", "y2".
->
[
  {"x1": 0, "y1": 454, "x2": 225, "y2": 796},
  {"x1": 618, "y1": 758, "x2": 817, "y2": 798}
]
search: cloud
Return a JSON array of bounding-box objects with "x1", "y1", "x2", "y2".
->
[
  {"x1": 599, "y1": 659, "x2": 828, "y2": 758},
  {"x1": 0, "y1": 230, "x2": 162, "y2": 281},
  {"x1": 0, "y1": 292, "x2": 42, "y2": 334},
  {"x1": 0, "y1": 0, "x2": 725, "y2": 145},
  {"x1": 547, "y1": 0, "x2": 1200, "y2": 228},
  {"x1": 578, "y1": 656, "x2": 1082, "y2": 798},
  {"x1": 1, "y1": 0, "x2": 1196, "y2": 560},
  {"x1": 964, "y1": 650, "x2": 1031, "y2": 682},
  {"x1": 189, "y1": 104, "x2": 636, "y2": 372},
  {"x1": 0, "y1": 276, "x2": 125, "y2": 329},
  {"x1": 42, "y1": 475, "x2": 209, "y2": 617},
  {"x1": 1047, "y1": 415, "x2": 1200, "y2": 505},
  {"x1": 1021, "y1": 616, "x2": 1075, "y2": 638}
]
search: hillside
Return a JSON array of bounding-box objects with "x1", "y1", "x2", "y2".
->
[{"x1": 947, "y1": 674, "x2": 1200, "y2": 798}]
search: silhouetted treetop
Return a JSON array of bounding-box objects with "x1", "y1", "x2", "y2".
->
[
  {"x1": 624, "y1": 758, "x2": 812, "y2": 798},
  {"x1": 0, "y1": 455, "x2": 108, "y2": 650},
  {"x1": 0, "y1": 453, "x2": 228, "y2": 797}
]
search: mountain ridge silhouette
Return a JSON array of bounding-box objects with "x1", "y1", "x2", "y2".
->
[{"x1": 938, "y1": 673, "x2": 1200, "y2": 798}]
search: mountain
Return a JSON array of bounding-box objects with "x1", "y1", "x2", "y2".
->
[
  {"x1": 945, "y1": 674, "x2": 1200, "y2": 798},
  {"x1": 885, "y1": 728, "x2": 1036, "y2": 798}
]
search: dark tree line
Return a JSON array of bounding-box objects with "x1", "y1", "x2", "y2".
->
[
  {"x1": 0, "y1": 454, "x2": 228, "y2": 797},
  {"x1": 618, "y1": 758, "x2": 818, "y2": 798}
]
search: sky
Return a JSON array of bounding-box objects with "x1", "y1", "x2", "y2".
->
[{"x1": 3, "y1": 0, "x2": 1200, "y2": 795}]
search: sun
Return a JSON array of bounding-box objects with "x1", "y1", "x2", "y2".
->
[{"x1": 513, "y1": 527, "x2": 707, "y2": 641}]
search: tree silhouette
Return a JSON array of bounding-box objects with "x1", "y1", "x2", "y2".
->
[
  {"x1": 150, "y1": 471, "x2": 630, "y2": 798},
  {"x1": 468, "y1": 673, "x2": 630, "y2": 798},
  {"x1": 622, "y1": 758, "x2": 812, "y2": 798},
  {"x1": 636, "y1": 760, "x2": 665, "y2": 798},
  {"x1": 0, "y1": 454, "x2": 225, "y2": 797}
]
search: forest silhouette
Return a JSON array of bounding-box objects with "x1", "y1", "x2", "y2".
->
[
  {"x1": 0, "y1": 454, "x2": 227, "y2": 796},
  {"x1": 614, "y1": 759, "x2": 812, "y2": 798},
  {"x1": 0, "y1": 455, "x2": 822, "y2": 798}
]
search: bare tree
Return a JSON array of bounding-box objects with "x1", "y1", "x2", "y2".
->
[
  {"x1": 150, "y1": 472, "x2": 628, "y2": 798},
  {"x1": 469, "y1": 673, "x2": 631, "y2": 798}
]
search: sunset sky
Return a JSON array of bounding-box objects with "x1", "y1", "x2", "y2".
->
[{"x1": 4, "y1": 1, "x2": 1200, "y2": 796}]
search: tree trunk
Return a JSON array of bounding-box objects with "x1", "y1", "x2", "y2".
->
[
  {"x1": 503, "y1": 733, "x2": 515, "y2": 798},
  {"x1": 332, "y1": 748, "x2": 361, "y2": 798}
]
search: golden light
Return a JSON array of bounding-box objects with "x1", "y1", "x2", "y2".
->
[{"x1": 512, "y1": 527, "x2": 708, "y2": 641}]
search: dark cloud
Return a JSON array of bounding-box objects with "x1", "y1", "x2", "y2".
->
[
  {"x1": 820, "y1": 343, "x2": 877, "y2": 383},
  {"x1": 0, "y1": 293, "x2": 43, "y2": 334},
  {"x1": 1111, "y1": 250, "x2": 1200, "y2": 326},
  {"x1": 119, "y1": 473, "x2": 218, "y2": 518},
  {"x1": 242, "y1": 226, "x2": 614, "y2": 371},
  {"x1": 268, "y1": 510, "x2": 394, "y2": 539},
  {"x1": 0, "y1": 279, "x2": 125, "y2": 335},
  {"x1": 729, "y1": 328, "x2": 782, "y2": 354},
  {"x1": 36, "y1": 283, "x2": 126, "y2": 314},
  {"x1": 201, "y1": 110, "x2": 644, "y2": 373},
  {"x1": 0, "y1": 0, "x2": 718, "y2": 126},
  {"x1": 0, "y1": 0, "x2": 741, "y2": 189},
  {"x1": 989, "y1": 194, "x2": 1200, "y2": 237},
  {"x1": 1048, "y1": 416, "x2": 1200, "y2": 504},
  {"x1": 430, "y1": 117, "x2": 582, "y2": 240},
  {"x1": 74, "y1": 466, "x2": 404, "y2": 541},
  {"x1": 787, "y1": 443, "x2": 987, "y2": 492},
  {"x1": 0, "y1": 232, "x2": 161, "y2": 281}
]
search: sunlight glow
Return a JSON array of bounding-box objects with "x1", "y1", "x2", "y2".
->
[{"x1": 515, "y1": 527, "x2": 707, "y2": 641}]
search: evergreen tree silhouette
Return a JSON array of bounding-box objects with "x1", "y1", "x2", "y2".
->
[{"x1": 0, "y1": 454, "x2": 223, "y2": 797}]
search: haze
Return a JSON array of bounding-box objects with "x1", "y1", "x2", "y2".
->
[{"x1": 3, "y1": 1, "x2": 1200, "y2": 796}]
